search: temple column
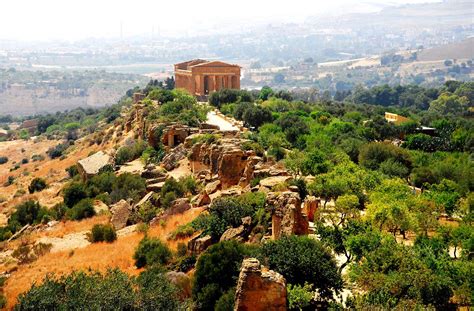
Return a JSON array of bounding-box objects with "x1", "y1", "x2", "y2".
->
[
  {"x1": 212, "y1": 76, "x2": 217, "y2": 92},
  {"x1": 199, "y1": 75, "x2": 204, "y2": 95}
]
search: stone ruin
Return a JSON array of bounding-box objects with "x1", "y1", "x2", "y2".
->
[
  {"x1": 267, "y1": 191, "x2": 309, "y2": 240},
  {"x1": 234, "y1": 258, "x2": 287, "y2": 311}
]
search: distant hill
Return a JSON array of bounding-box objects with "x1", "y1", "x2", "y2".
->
[{"x1": 418, "y1": 37, "x2": 474, "y2": 61}]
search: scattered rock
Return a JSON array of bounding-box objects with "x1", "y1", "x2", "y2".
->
[
  {"x1": 194, "y1": 191, "x2": 211, "y2": 207},
  {"x1": 93, "y1": 200, "x2": 109, "y2": 214},
  {"x1": 141, "y1": 165, "x2": 167, "y2": 179},
  {"x1": 110, "y1": 200, "x2": 132, "y2": 230},
  {"x1": 146, "y1": 181, "x2": 165, "y2": 192},
  {"x1": 205, "y1": 180, "x2": 221, "y2": 194},
  {"x1": 162, "y1": 144, "x2": 187, "y2": 171},
  {"x1": 220, "y1": 216, "x2": 252, "y2": 242},
  {"x1": 234, "y1": 258, "x2": 287, "y2": 311},
  {"x1": 77, "y1": 151, "x2": 114, "y2": 181},
  {"x1": 259, "y1": 176, "x2": 292, "y2": 189},
  {"x1": 188, "y1": 235, "x2": 212, "y2": 255},
  {"x1": 135, "y1": 191, "x2": 154, "y2": 209}
]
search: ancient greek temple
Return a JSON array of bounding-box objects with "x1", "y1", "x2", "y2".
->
[{"x1": 174, "y1": 59, "x2": 241, "y2": 98}]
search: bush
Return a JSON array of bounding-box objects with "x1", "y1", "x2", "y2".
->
[
  {"x1": 9, "y1": 200, "x2": 50, "y2": 227},
  {"x1": 66, "y1": 198, "x2": 95, "y2": 220},
  {"x1": 133, "y1": 237, "x2": 172, "y2": 268},
  {"x1": 65, "y1": 165, "x2": 79, "y2": 178},
  {"x1": 262, "y1": 235, "x2": 343, "y2": 300},
  {"x1": 90, "y1": 224, "x2": 117, "y2": 243},
  {"x1": 160, "y1": 178, "x2": 185, "y2": 208},
  {"x1": 115, "y1": 140, "x2": 147, "y2": 165},
  {"x1": 193, "y1": 240, "x2": 258, "y2": 310},
  {"x1": 0, "y1": 156, "x2": 8, "y2": 164},
  {"x1": 47, "y1": 142, "x2": 69, "y2": 159},
  {"x1": 28, "y1": 177, "x2": 47, "y2": 194},
  {"x1": 63, "y1": 182, "x2": 88, "y2": 208}
]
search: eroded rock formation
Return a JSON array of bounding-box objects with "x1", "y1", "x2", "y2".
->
[
  {"x1": 234, "y1": 258, "x2": 287, "y2": 311},
  {"x1": 267, "y1": 191, "x2": 309, "y2": 239}
]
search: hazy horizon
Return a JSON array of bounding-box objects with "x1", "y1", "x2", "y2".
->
[{"x1": 0, "y1": 0, "x2": 443, "y2": 42}]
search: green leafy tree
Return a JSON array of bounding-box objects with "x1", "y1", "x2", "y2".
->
[{"x1": 262, "y1": 235, "x2": 342, "y2": 300}]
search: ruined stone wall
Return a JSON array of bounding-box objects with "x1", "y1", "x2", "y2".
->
[{"x1": 234, "y1": 258, "x2": 287, "y2": 311}]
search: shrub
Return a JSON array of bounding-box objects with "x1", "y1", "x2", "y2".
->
[
  {"x1": 262, "y1": 235, "x2": 343, "y2": 300},
  {"x1": 16, "y1": 269, "x2": 137, "y2": 310},
  {"x1": 9, "y1": 200, "x2": 50, "y2": 227},
  {"x1": 66, "y1": 198, "x2": 95, "y2": 220},
  {"x1": 31, "y1": 154, "x2": 45, "y2": 162},
  {"x1": 63, "y1": 182, "x2": 88, "y2": 208},
  {"x1": 133, "y1": 237, "x2": 172, "y2": 268},
  {"x1": 193, "y1": 240, "x2": 258, "y2": 310},
  {"x1": 115, "y1": 140, "x2": 147, "y2": 165},
  {"x1": 90, "y1": 224, "x2": 117, "y2": 243},
  {"x1": 65, "y1": 165, "x2": 79, "y2": 178},
  {"x1": 47, "y1": 142, "x2": 69, "y2": 159},
  {"x1": 28, "y1": 177, "x2": 47, "y2": 194},
  {"x1": 160, "y1": 178, "x2": 185, "y2": 208},
  {"x1": 135, "y1": 266, "x2": 180, "y2": 310},
  {"x1": 0, "y1": 157, "x2": 8, "y2": 164}
]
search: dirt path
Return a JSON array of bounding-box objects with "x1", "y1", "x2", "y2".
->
[{"x1": 206, "y1": 110, "x2": 240, "y2": 131}]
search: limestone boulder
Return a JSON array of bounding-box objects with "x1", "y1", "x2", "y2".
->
[
  {"x1": 77, "y1": 151, "x2": 114, "y2": 181},
  {"x1": 220, "y1": 217, "x2": 252, "y2": 242},
  {"x1": 234, "y1": 258, "x2": 287, "y2": 311},
  {"x1": 188, "y1": 235, "x2": 212, "y2": 255},
  {"x1": 259, "y1": 176, "x2": 292, "y2": 189},
  {"x1": 110, "y1": 200, "x2": 132, "y2": 230},
  {"x1": 205, "y1": 180, "x2": 221, "y2": 194},
  {"x1": 161, "y1": 144, "x2": 187, "y2": 171},
  {"x1": 93, "y1": 200, "x2": 109, "y2": 214},
  {"x1": 267, "y1": 191, "x2": 309, "y2": 239},
  {"x1": 194, "y1": 191, "x2": 211, "y2": 207}
]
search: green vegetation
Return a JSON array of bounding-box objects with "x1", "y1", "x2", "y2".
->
[
  {"x1": 62, "y1": 171, "x2": 146, "y2": 208},
  {"x1": 90, "y1": 224, "x2": 117, "y2": 243},
  {"x1": 193, "y1": 240, "x2": 258, "y2": 310},
  {"x1": 15, "y1": 268, "x2": 179, "y2": 310},
  {"x1": 133, "y1": 237, "x2": 172, "y2": 268},
  {"x1": 28, "y1": 177, "x2": 47, "y2": 194}
]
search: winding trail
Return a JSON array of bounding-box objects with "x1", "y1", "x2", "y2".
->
[{"x1": 205, "y1": 110, "x2": 240, "y2": 131}]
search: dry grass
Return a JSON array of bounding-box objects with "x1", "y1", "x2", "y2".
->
[{"x1": 3, "y1": 207, "x2": 203, "y2": 309}]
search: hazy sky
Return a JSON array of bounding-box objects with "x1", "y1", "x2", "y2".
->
[{"x1": 0, "y1": 0, "x2": 440, "y2": 41}]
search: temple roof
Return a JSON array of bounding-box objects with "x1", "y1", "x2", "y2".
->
[{"x1": 175, "y1": 59, "x2": 240, "y2": 70}]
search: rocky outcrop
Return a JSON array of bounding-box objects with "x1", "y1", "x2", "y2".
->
[
  {"x1": 188, "y1": 138, "x2": 255, "y2": 189},
  {"x1": 141, "y1": 165, "x2": 167, "y2": 179},
  {"x1": 194, "y1": 191, "x2": 211, "y2": 207},
  {"x1": 220, "y1": 216, "x2": 252, "y2": 242},
  {"x1": 77, "y1": 151, "x2": 114, "y2": 181},
  {"x1": 110, "y1": 200, "x2": 132, "y2": 230},
  {"x1": 303, "y1": 196, "x2": 319, "y2": 222},
  {"x1": 161, "y1": 144, "x2": 187, "y2": 171},
  {"x1": 267, "y1": 191, "x2": 309, "y2": 240},
  {"x1": 259, "y1": 176, "x2": 293, "y2": 190},
  {"x1": 205, "y1": 180, "x2": 221, "y2": 194},
  {"x1": 188, "y1": 235, "x2": 212, "y2": 255},
  {"x1": 234, "y1": 258, "x2": 287, "y2": 311}
]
